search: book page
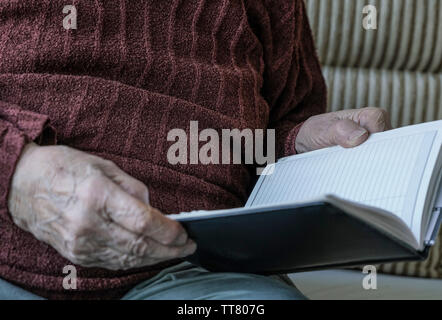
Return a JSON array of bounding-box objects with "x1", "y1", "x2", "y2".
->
[{"x1": 247, "y1": 125, "x2": 439, "y2": 232}]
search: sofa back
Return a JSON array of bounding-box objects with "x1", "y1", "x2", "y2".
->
[
  {"x1": 305, "y1": 0, "x2": 442, "y2": 279},
  {"x1": 305, "y1": 0, "x2": 442, "y2": 127}
]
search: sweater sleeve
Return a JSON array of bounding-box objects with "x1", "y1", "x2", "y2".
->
[
  {"x1": 0, "y1": 101, "x2": 56, "y2": 221},
  {"x1": 255, "y1": 0, "x2": 327, "y2": 158}
]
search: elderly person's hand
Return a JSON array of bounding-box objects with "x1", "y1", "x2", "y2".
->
[
  {"x1": 7, "y1": 143, "x2": 196, "y2": 270},
  {"x1": 295, "y1": 107, "x2": 392, "y2": 153}
]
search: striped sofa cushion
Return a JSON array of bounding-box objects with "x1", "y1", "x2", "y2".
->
[
  {"x1": 305, "y1": 0, "x2": 442, "y2": 73},
  {"x1": 305, "y1": 0, "x2": 442, "y2": 278},
  {"x1": 322, "y1": 67, "x2": 442, "y2": 127},
  {"x1": 377, "y1": 232, "x2": 441, "y2": 278}
]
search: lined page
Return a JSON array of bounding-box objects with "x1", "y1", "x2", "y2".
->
[{"x1": 247, "y1": 131, "x2": 436, "y2": 228}]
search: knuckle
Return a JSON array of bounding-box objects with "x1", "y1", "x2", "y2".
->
[
  {"x1": 101, "y1": 159, "x2": 117, "y2": 168},
  {"x1": 128, "y1": 236, "x2": 150, "y2": 257},
  {"x1": 99, "y1": 248, "x2": 124, "y2": 270},
  {"x1": 134, "y1": 210, "x2": 154, "y2": 234},
  {"x1": 119, "y1": 254, "x2": 141, "y2": 270},
  {"x1": 129, "y1": 180, "x2": 149, "y2": 203},
  {"x1": 136, "y1": 183, "x2": 149, "y2": 200},
  {"x1": 162, "y1": 222, "x2": 183, "y2": 245},
  {"x1": 77, "y1": 175, "x2": 107, "y2": 209},
  {"x1": 371, "y1": 107, "x2": 387, "y2": 119},
  {"x1": 82, "y1": 174, "x2": 107, "y2": 194},
  {"x1": 140, "y1": 237, "x2": 156, "y2": 257},
  {"x1": 365, "y1": 107, "x2": 388, "y2": 128},
  {"x1": 99, "y1": 159, "x2": 121, "y2": 172}
]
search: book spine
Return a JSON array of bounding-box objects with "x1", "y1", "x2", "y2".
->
[{"x1": 425, "y1": 207, "x2": 442, "y2": 247}]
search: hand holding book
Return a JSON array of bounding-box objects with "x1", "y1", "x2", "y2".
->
[
  {"x1": 172, "y1": 121, "x2": 442, "y2": 274},
  {"x1": 295, "y1": 107, "x2": 392, "y2": 153}
]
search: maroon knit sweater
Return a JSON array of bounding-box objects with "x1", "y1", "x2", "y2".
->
[{"x1": 0, "y1": 0, "x2": 326, "y2": 299}]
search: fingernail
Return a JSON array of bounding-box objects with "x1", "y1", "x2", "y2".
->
[{"x1": 348, "y1": 129, "x2": 367, "y2": 143}]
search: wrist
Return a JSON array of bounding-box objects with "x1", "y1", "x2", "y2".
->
[
  {"x1": 294, "y1": 122, "x2": 308, "y2": 154},
  {"x1": 15, "y1": 142, "x2": 40, "y2": 175},
  {"x1": 8, "y1": 142, "x2": 40, "y2": 219}
]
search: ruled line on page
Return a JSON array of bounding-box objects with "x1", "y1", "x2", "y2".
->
[{"x1": 249, "y1": 131, "x2": 436, "y2": 227}]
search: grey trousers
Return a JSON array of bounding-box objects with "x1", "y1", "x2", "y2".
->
[{"x1": 0, "y1": 262, "x2": 306, "y2": 300}]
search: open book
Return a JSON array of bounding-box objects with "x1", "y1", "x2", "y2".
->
[{"x1": 170, "y1": 120, "x2": 442, "y2": 274}]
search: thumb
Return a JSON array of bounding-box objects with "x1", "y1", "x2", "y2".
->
[{"x1": 329, "y1": 119, "x2": 369, "y2": 148}]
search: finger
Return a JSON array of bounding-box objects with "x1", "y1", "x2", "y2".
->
[
  {"x1": 103, "y1": 182, "x2": 189, "y2": 247},
  {"x1": 99, "y1": 160, "x2": 150, "y2": 204},
  {"x1": 98, "y1": 221, "x2": 196, "y2": 260},
  {"x1": 335, "y1": 107, "x2": 392, "y2": 133},
  {"x1": 127, "y1": 238, "x2": 197, "y2": 270},
  {"x1": 328, "y1": 119, "x2": 369, "y2": 148},
  {"x1": 356, "y1": 107, "x2": 392, "y2": 133},
  {"x1": 139, "y1": 237, "x2": 197, "y2": 260},
  {"x1": 90, "y1": 238, "x2": 196, "y2": 271},
  {"x1": 66, "y1": 228, "x2": 196, "y2": 271},
  {"x1": 72, "y1": 246, "x2": 158, "y2": 271}
]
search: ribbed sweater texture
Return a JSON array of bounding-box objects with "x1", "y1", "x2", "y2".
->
[{"x1": 0, "y1": 0, "x2": 326, "y2": 299}]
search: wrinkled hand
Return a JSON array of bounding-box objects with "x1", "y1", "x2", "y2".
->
[
  {"x1": 8, "y1": 143, "x2": 196, "y2": 270},
  {"x1": 295, "y1": 107, "x2": 392, "y2": 153}
]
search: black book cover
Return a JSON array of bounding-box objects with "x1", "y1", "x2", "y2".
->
[{"x1": 178, "y1": 203, "x2": 435, "y2": 274}]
